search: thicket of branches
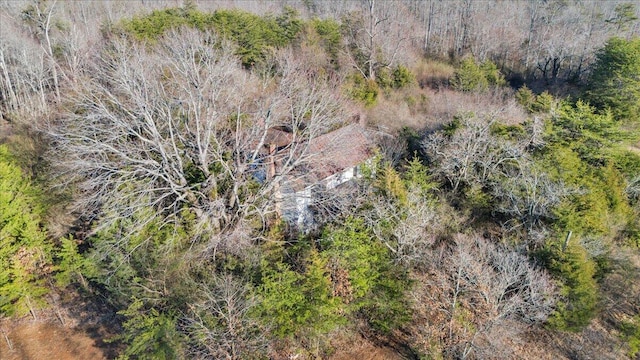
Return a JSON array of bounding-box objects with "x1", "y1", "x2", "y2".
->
[{"x1": 1, "y1": 1, "x2": 639, "y2": 359}]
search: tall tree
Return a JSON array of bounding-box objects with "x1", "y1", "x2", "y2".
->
[
  {"x1": 20, "y1": 0, "x2": 61, "y2": 101},
  {"x1": 0, "y1": 145, "x2": 51, "y2": 318},
  {"x1": 584, "y1": 37, "x2": 640, "y2": 123},
  {"x1": 51, "y1": 29, "x2": 348, "y2": 255},
  {"x1": 606, "y1": 3, "x2": 639, "y2": 32},
  {"x1": 343, "y1": 0, "x2": 409, "y2": 80}
]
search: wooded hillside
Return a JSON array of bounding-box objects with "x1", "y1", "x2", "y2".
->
[{"x1": 1, "y1": 1, "x2": 639, "y2": 359}]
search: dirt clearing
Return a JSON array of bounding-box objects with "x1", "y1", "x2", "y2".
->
[{"x1": 0, "y1": 322, "x2": 107, "y2": 360}]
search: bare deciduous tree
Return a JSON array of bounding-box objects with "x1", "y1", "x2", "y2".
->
[
  {"x1": 423, "y1": 113, "x2": 571, "y2": 239},
  {"x1": 363, "y1": 187, "x2": 444, "y2": 268},
  {"x1": 409, "y1": 233, "x2": 557, "y2": 359},
  {"x1": 20, "y1": 0, "x2": 62, "y2": 101},
  {"x1": 492, "y1": 162, "x2": 572, "y2": 234},
  {"x1": 422, "y1": 113, "x2": 526, "y2": 193},
  {"x1": 0, "y1": 17, "x2": 52, "y2": 120},
  {"x1": 342, "y1": 0, "x2": 413, "y2": 80},
  {"x1": 50, "y1": 29, "x2": 348, "y2": 253},
  {"x1": 185, "y1": 274, "x2": 267, "y2": 360}
]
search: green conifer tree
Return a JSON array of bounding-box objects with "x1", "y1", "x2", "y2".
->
[
  {"x1": 544, "y1": 240, "x2": 598, "y2": 332},
  {"x1": 0, "y1": 145, "x2": 51, "y2": 317},
  {"x1": 584, "y1": 37, "x2": 640, "y2": 122}
]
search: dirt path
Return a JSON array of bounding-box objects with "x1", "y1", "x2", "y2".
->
[
  {"x1": 0, "y1": 322, "x2": 107, "y2": 360},
  {"x1": 329, "y1": 344, "x2": 404, "y2": 360}
]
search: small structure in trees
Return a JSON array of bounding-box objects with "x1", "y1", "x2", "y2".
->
[{"x1": 260, "y1": 123, "x2": 375, "y2": 229}]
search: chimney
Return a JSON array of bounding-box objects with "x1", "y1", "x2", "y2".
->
[{"x1": 268, "y1": 143, "x2": 276, "y2": 180}]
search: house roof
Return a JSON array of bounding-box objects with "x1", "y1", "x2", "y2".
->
[
  {"x1": 253, "y1": 128, "x2": 293, "y2": 156},
  {"x1": 264, "y1": 128, "x2": 293, "y2": 148},
  {"x1": 306, "y1": 123, "x2": 374, "y2": 181},
  {"x1": 258, "y1": 123, "x2": 374, "y2": 191}
]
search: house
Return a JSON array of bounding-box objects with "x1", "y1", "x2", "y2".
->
[{"x1": 270, "y1": 123, "x2": 376, "y2": 228}]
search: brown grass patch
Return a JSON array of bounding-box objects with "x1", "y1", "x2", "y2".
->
[
  {"x1": 423, "y1": 87, "x2": 528, "y2": 126},
  {"x1": 365, "y1": 92, "x2": 428, "y2": 133},
  {"x1": 413, "y1": 59, "x2": 455, "y2": 90},
  {"x1": 364, "y1": 85, "x2": 528, "y2": 137},
  {"x1": 328, "y1": 331, "x2": 405, "y2": 360}
]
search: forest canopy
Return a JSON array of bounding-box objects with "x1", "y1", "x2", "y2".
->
[{"x1": 0, "y1": 1, "x2": 639, "y2": 359}]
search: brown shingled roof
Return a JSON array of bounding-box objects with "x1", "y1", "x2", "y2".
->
[
  {"x1": 264, "y1": 128, "x2": 293, "y2": 148},
  {"x1": 306, "y1": 123, "x2": 373, "y2": 180},
  {"x1": 253, "y1": 128, "x2": 294, "y2": 156}
]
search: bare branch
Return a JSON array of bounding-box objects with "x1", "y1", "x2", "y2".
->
[{"x1": 50, "y1": 29, "x2": 349, "y2": 254}]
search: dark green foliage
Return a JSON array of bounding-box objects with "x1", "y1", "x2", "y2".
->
[
  {"x1": 0, "y1": 145, "x2": 51, "y2": 316},
  {"x1": 515, "y1": 85, "x2": 535, "y2": 111},
  {"x1": 621, "y1": 315, "x2": 640, "y2": 357},
  {"x1": 116, "y1": 299, "x2": 184, "y2": 360},
  {"x1": 517, "y1": 87, "x2": 555, "y2": 114},
  {"x1": 479, "y1": 59, "x2": 506, "y2": 87},
  {"x1": 538, "y1": 99, "x2": 637, "y2": 244},
  {"x1": 532, "y1": 91, "x2": 555, "y2": 113},
  {"x1": 400, "y1": 127, "x2": 423, "y2": 156},
  {"x1": 255, "y1": 264, "x2": 306, "y2": 338},
  {"x1": 275, "y1": 7, "x2": 303, "y2": 46},
  {"x1": 584, "y1": 37, "x2": 640, "y2": 122},
  {"x1": 85, "y1": 207, "x2": 192, "y2": 307},
  {"x1": 403, "y1": 156, "x2": 436, "y2": 196},
  {"x1": 541, "y1": 240, "x2": 598, "y2": 332},
  {"x1": 348, "y1": 74, "x2": 379, "y2": 106},
  {"x1": 55, "y1": 235, "x2": 89, "y2": 288},
  {"x1": 533, "y1": 91, "x2": 638, "y2": 324},
  {"x1": 392, "y1": 65, "x2": 416, "y2": 88},
  {"x1": 320, "y1": 218, "x2": 411, "y2": 333},
  {"x1": 452, "y1": 57, "x2": 505, "y2": 92},
  {"x1": 120, "y1": 7, "x2": 192, "y2": 40},
  {"x1": 441, "y1": 116, "x2": 462, "y2": 137},
  {"x1": 321, "y1": 218, "x2": 385, "y2": 300},
  {"x1": 375, "y1": 68, "x2": 395, "y2": 90},
  {"x1": 377, "y1": 65, "x2": 416, "y2": 90},
  {"x1": 254, "y1": 251, "x2": 343, "y2": 338},
  {"x1": 452, "y1": 57, "x2": 488, "y2": 92},
  {"x1": 546, "y1": 100, "x2": 624, "y2": 165},
  {"x1": 363, "y1": 272, "x2": 412, "y2": 333},
  {"x1": 311, "y1": 18, "x2": 342, "y2": 63},
  {"x1": 541, "y1": 147, "x2": 629, "y2": 238},
  {"x1": 211, "y1": 9, "x2": 300, "y2": 67},
  {"x1": 462, "y1": 183, "x2": 494, "y2": 212},
  {"x1": 612, "y1": 150, "x2": 640, "y2": 180},
  {"x1": 184, "y1": 161, "x2": 207, "y2": 186},
  {"x1": 121, "y1": 6, "x2": 302, "y2": 67},
  {"x1": 490, "y1": 122, "x2": 526, "y2": 140},
  {"x1": 83, "y1": 209, "x2": 217, "y2": 357},
  {"x1": 378, "y1": 163, "x2": 408, "y2": 204}
]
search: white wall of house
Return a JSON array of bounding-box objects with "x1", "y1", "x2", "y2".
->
[
  {"x1": 325, "y1": 166, "x2": 355, "y2": 190},
  {"x1": 281, "y1": 159, "x2": 374, "y2": 229},
  {"x1": 295, "y1": 187, "x2": 313, "y2": 228}
]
